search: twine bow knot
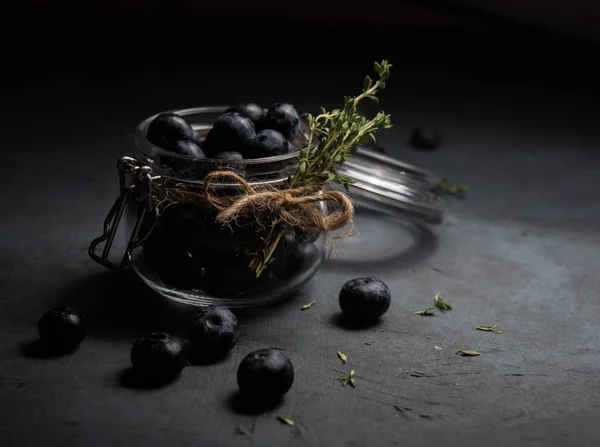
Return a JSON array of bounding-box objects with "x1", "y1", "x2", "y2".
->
[{"x1": 203, "y1": 171, "x2": 354, "y2": 237}]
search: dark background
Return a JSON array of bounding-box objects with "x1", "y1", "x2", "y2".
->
[{"x1": 1, "y1": 2, "x2": 600, "y2": 447}]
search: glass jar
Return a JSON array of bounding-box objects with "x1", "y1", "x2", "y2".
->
[{"x1": 89, "y1": 106, "x2": 447, "y2": 308}]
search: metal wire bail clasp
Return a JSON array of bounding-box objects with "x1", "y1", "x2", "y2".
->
[{"x1": 88, "y1": 156, "x2": 159, "y2": 272}]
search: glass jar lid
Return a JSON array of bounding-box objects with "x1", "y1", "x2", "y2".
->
[{"x1": 337, "y1": 146, "x2": 445, "y2": 224}]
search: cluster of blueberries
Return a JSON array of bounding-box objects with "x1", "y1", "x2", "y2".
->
[
  {"x1": 142, "y1": 103, "x2": 312, "y2": 292},
  {"x1": 146, "y1": 103, "x2": 301, "y2": 161},
  {"x1": 141, "y1": 203, "x2": 321, "y2": 295},
  {"x1": 36, "y1": 277, "x2": 391, "y2": 400}
]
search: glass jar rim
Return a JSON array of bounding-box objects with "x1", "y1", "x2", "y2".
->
[
  {"x1": 132, "y1": 105, "x2": 446, "y2": 223},
  {"x1": 134, "y1": 105, "x2": 304, "y2": 166}
]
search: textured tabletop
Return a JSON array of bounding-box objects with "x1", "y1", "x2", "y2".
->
[{"x1": 1, "y1": 38, "x2": 599, "y2": 447}]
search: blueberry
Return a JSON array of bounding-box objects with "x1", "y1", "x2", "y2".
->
[
  {"x1": 142, "y1": 206, "x2": 209, "y2": 287},
  {"x1": 212, "y1": 151, "x2": 244, "y2": 162},
  {"x1": 261, "y1": 103, "x2": 300, "y2": 141},
  {"x1": 146, "y1": 113, "x2": 198, "y2": 150},
  {"x1": 339, "y1": 277, "x2": 391, "y2": 321},
  {"x1": 191, "y1": 128, "x2": 203, "y2": 147},
  {"x1": 171, "y1": 140, "x2": 205, "y2": 158},
  {"x1": 287, "y1": 243, "x2": 321, "y2": 276},
  {"x1": 154, "y1": 250, "x2": 204, "y2": 289},
  {"x1": 272, "y1": 235, "x2": 321, "y2": 280},
  {"x1": 130, "y1": 332, "x2": 188, "y2": 382},
  {"x1": 409, "y1": 126, "x2": 441, "y2": 150},
  {"x1": 226, "y1": 103, "x2": 264, "y2": 126},
  {"x1": 247, "y1": 129, "x2": 290, "y2": 158},
  {"x1": 38, "y1": 307, "x2": 87, "y2": 351},
  {"x1": 237, "y1": 349, "x2": 294, "y2": 400},
  {"x1": 202, "y1": 261, "x2": 269, "y2": 296},
  {"x1": 188, "y1": 305, "x2": 239, "y2": 360},
  {"x1": 144, "y1": 204, "x2": 210, "y2": 254},
  {"x1": 204, "y1": 112, "x2": 255, "y2": 156}
]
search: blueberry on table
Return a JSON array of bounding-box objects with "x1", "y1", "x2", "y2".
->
[
  {"x1": 237, "y1": 349, "x2": 294, "y2": 400},
  {"x1": 261, "y1": 103, "x2": 300, "y2": 141},
  {"x1": 226, "y1": 103, "x2": 264, "y2": 126},
  {"x1": 38, "y1": 307, "x2": 87, "y2": 351},
  {"x1": 339, "y1": 277, "x2": 391, "y2": 321},
  {"x1": 130, "y1": 332, "x2": 188, "y2": 382},
  {"x1": 247, "y1": 129, "x2": 290, "y2": 158},
  {"x1": 146, "y1": 113, "x2": 198, "y2": 150},
  {"x1": 212, "y1": 151, "x2": 244, "y2": 162},
  {"x1": 171, "y1": 140, "x2": 205, "y2": 158},
  {"x1": 409, "y1": 126, "x2": 441, "y2": 150},
  {"x1": 204, "y1": 112, "x2": 255, "y2": 156},
  {"x1": 188, "y1": 305, "x2": 239, "y2": 360}
]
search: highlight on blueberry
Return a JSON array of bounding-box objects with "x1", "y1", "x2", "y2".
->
[
  {"x1": 204, "y1": 112, "x2": 255, "y2": 156},
  {"x1": 248, "y1": 129, "x2": 290, "y2": 158},
  {"x1": 172, "y1": 140, "x2": 205, "y2": 158},
  {"x1": 237, "y1": 348, "x2": 294, "y2": 400},
  {"x1": 262, "y1": 103, "x2": 300, "y2": 141},
  {"x1": 339, "y1": 277, "x2": 391, "y2": 321},
  {"x1": 272, "y1": 234, "x2": 321, "y2": 280},
  {"x1": 146, "y1": 112, "x2": 199, "y2": 150},
  {"x1": 213, "y1": 151, "x2": 244, "y2": 162},
  {"x1": 38, "y1": 306, "x2": 87, "y2": 352},
  {"x1": 130, "y1": 332, "x2": 188, "y2": 382},
  {"x1": 226, "y1": 103, "x2": 264, "y2": 127},
  {"x1": 188, "y1": 305, "x2": 239, "y2": 360}
]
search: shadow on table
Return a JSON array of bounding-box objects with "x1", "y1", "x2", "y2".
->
[
  {"x1": 231, "y1": 289, "x2": 303, "y2": 323},
  {"x1": 48, "y1": 270, "x2": 191, "y2": 342},
  {"x1": 225, "y1": 390, "x2": 283, "y2": 415},
  {"x1": 322, "y1": 212, "x2": 439, "y2": 274},
  {"x1": 118, "y1": 367, "x2": 181, "y2": 390},
  {"x1": 22, "y1": 339, "x2": 81, "y2": 359},
  {"x1": 328, "y1": 313, "x2": 382, "y2": 331},
  {"x1": 35, "y1": 269, "x2": 305, "y2": 344}
]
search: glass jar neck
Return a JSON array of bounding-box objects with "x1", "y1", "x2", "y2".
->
[{"x1": 134, "y1": 106, "x2": 303, "y2": 187}]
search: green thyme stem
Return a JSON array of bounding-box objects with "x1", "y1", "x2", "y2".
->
[
  {"x1": 249, "y1": 60, "x2": 392, "y2": 276},
  {"x1": 253, "y1": 229, "x2": 284, "y2": 277}
]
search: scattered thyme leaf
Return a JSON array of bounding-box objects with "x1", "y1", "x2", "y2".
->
[
  {"x1": 415, "y1": 307, "x2": 435, "y2": 316},
  {"x1": 495, "y1": 330, "x2": 502, "y2": 334},
  {"x1": 456, "y1": 350, "x2": 480, "y2": 356},
  {"x1": 426, "y1": 336, "x2": 432, "y2": 339},
  {"x1": 436, "y1": 178, "x2": 469, "y2": 195},
  {"x1": 337, "y1": 351, "x2": 348, "y2": 363},
  {"x1": 338, "y1": 369, "x2": 356, "y2": 387},
  {"x1": 365, "y1": 341, "x2": 372, "y2": 345},
  {"x1": 380, "y1": 329, "x2": 385, "y2": 332},
  {"x1": 301, "y1": 300, "x2": 316, "y2": 311},
  {"x1": 476, "y1": 325, "x2": 498, "y2": 332},
  {"x1": 277, "y1": 416, "x2": 295, "y2": 426},
  {"x1": 434, "y1": 293, "x2": 452, "y2": 311}
]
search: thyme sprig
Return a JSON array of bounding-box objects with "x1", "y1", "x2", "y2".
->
[{"x1": 249, "y1": 61, "x2": 393, "y2": 276}]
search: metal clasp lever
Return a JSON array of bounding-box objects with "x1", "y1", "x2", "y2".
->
[{"x1": 88, "y1": 156, "x2": 159, "y2": 272}]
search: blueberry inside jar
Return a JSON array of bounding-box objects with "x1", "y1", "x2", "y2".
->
[{"x1": 127, "y1": 106, "x2": 327, "y2": 307}]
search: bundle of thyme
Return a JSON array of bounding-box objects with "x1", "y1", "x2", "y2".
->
[{"x1": 248, "y1": 61, "x2": 393, "y2": 276}]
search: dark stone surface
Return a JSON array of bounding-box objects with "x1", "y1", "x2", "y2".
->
[{"x1": 1, "y1": 37, "x2": 600, "y2": 447}]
